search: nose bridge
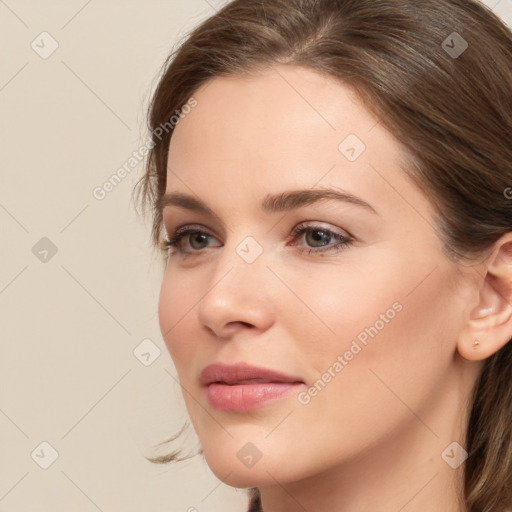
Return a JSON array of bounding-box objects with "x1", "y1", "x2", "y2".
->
[{"x1": 209, "y1": 232, "x2": 268, "y2": 297}]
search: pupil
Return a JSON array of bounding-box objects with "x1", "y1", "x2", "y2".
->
[
  {"x1": 191, "y1": 233, "x2": 208, "y2": 249},
  {"x1": 307, "y1": 229, "x2": 330, "y2": 247}
]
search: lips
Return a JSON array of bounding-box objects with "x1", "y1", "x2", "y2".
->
[
  {"x1": 199, "y1": 362, "x2": 304, "y2": 387},
  {"x1": 200, "y1": 362, "x2": 306, "y2": 412}
]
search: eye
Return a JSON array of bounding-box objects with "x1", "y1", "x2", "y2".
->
[
  {"x1": 288, "y1": 223, "x2": 354, "y2": 255},
  {"x1": 161, "y1": 225, "x2": 220, "y2": 255},
  {"x1": 161, "y1": 222, "x2": 354, "y2": 257}
]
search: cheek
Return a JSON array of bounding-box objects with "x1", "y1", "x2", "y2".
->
[
  {"x1": 270, "y1": 266, "x2": 459, "y2": 469},
  {"x1": 158, "y1": 271, "x2": 200, "y2": 367},
  {"x1": 283, "y1": 255, "x2": 458, "y2": 391},
  {"x1": 275, "y1": 260, "x2": 402, "y2": 351}
]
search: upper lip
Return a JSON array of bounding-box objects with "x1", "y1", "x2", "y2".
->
[{"x1": 200, "y1": 362, "x2": 304, "y2": 386}]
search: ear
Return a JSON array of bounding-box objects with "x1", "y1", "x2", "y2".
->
[{"x1": 457, "y1": 233, "x2": 512, "y2": 361}]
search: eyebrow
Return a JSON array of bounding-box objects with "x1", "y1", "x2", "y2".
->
[{"x1": 157, "y1": 188, "x2": 378, "y2": 217}]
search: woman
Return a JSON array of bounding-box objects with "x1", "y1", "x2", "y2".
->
[{"x1": 133, "y1": 0, "x2": 512, "y2": 510}]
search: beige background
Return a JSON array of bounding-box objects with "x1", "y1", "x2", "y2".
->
[{"x1": 1, "y1": 1, "x2": 511, "y2": 511}]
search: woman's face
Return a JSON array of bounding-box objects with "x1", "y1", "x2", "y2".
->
[{"x1": 158, "y1": 65, "x2": 477, "y2": 488}]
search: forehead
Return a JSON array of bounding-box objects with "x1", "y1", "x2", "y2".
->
[
  {"x1": 170, "y1": 65, "x2": 381, "y2": 157},
  {"x1": 165, "y1": 65, "x2": 432, "y2": 224}
]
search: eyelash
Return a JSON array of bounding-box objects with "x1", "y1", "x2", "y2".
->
[{"x1": 161, "y1": 223, "x2": 354, "y2": 257}]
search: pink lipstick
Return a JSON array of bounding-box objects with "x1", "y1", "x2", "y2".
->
[{"x1": 200, "y1": 362, "x2": 305, "y2": 412}]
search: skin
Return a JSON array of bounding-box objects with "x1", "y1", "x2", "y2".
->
[{"x1": 157, "y1": 65, "x2": 512, "y2": 512}]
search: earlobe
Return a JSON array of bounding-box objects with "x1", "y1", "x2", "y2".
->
[{"x1": 457, "y1": 234, "x2": 512, "y2": 362}]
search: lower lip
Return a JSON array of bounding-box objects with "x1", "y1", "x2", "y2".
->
[{"x1": 206, "y1": 382, "x2": 305, "y2": 411}]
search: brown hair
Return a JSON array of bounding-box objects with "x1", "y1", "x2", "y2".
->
[{"x1": 133, "y1": 0, "x2": 512, "y2": 510}]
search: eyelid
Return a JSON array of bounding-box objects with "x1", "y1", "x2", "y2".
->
[
  {"x1": 164, "y1": 220, "x2": 350, "y2": 244},
  {"x1": 290, "y1": 221, "x2": 352, "y2": 239},
  {"x1": 164, "y1": 222, "x2": 222, "y2": 241}
]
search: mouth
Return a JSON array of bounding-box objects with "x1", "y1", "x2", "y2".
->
[
  {"x1": 199, "y1": 362, "x2": 305, "y2": 386},
  {"x1": 212, "y1": 378, "x2": 303, "y2": 385},
  {"x1": 199, "y1": 362, "x2": 306, "y2": 412}
]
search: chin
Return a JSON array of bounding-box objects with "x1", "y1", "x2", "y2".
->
[
  {"x1": 206, "y1": 462, "x2": 282, "y2": 489},
  {"x1": 201, "y1": 441, "x2": 306, "y2": 489}
]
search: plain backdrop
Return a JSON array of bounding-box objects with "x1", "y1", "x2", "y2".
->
[{"x1": 1, "y1": 1, "x2": 511, "y2": 511}]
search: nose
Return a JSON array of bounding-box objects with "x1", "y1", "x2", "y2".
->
[{"x1": 197, "y1": 240, "x2": 275, "y2": 339}]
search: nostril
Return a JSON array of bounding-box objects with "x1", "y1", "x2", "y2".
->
[{"x1": 228, "y1": 321, "x2": 253, "y2": 328}]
